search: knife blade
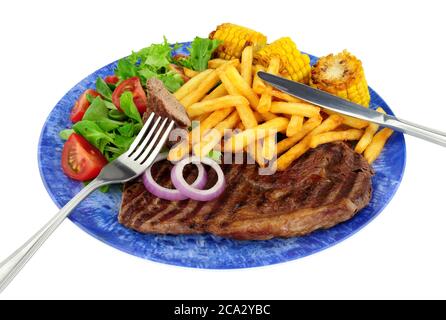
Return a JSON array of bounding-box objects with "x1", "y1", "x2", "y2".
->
[{"x1": 258, "y1": 71, "x2": 446, "y2": 147}]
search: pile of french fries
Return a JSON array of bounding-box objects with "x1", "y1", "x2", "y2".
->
[{"x1": 169, "y1": 46, "x2": 393, "y2": 170}]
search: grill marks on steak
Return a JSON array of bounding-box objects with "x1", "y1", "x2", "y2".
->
[{"x1": 119, "y1": 142, "x2": 373, "y2": 240}]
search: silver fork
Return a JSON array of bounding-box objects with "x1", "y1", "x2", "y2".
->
[{"x1": 0, "y1": 113, "x2": 175, "y2": 293}]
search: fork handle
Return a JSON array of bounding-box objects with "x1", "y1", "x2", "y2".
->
[{"x1": 0, "y1": 179, "x2": 105, "y2": 294}]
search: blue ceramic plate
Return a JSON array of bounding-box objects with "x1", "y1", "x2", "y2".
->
[{"x1": 38, "y1": 42, "x2": 406, "y2": 269}]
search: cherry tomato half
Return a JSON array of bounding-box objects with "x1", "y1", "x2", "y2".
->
[
  {"x1": 70, "y1": 89, "x2": 100, "y2": 123},
  {"x1": 104, "y1": 75, "x2": 119, "y2": 85},
  {"x1": 61, "y1": 133, "x2": 108, "y2": 181},
  {"x1": 112, "y1": 77, "x2": 148, "y2": 115}
]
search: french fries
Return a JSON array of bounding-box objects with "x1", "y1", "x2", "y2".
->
[
  {"x1": 241, "y1": 46, "x2": 253, "y2": 86},
  {"x1": 236, "y1": 121, "x2": 245, "y2": 131},
  {"x1": 270, "y1": 89, "x2": 302, "y2": 103},
  {"x1": 257, "y1": 87, "x2": 272, "y2": 113},
  {"x1": 257, "y1": 111, "x2": 278, "y2": 122},
  {"x1": 190, "y1": 110, "x2": 234, "y2": 147},
  {"x1": 276, "y1": 138, "x2": 311, "y2": 171},
  {"x1": 168, "y1": 140, "x2": 189, "y2": 162},
  {"x1": 168, "y1": 108, "x2": 234, "y2": 161},
  {"x1": 355, "y1": 107, "x2": 385, "y2": 154},
  {"x1": 309, "y1": 114, "x2": 344, "y2": 136},
  {"x1": 193, "y1": 111, "x2": 240, "y2": 157},
  {"x1": 236, "y1": 104, "x2": 259, "y2": 129},
  {"x1": 171, "y1": 35, "x2": 391, "y2": 171},
  {"x1": 254, "y1": 79, "x2": 302, "y2": 104},
  {"x1": 224, "y1": 117, "x2": 289, "y2": 152},
  {"x1": 180, "y1": 70, "x2": 220, "y2": 107},
  {"x1": 276, "y1": 115, "x2": 343, "y2": 170},
  {"x1": 247, "y1": 140, "x2": 267, "y2": 168},
  {"x1": 262, "y1": 131, "x2": 277, "y2": 160},
  {"x1": 310, "y1": 129, "x2": 364, "y2": 148},
  {"x1": 208, "y1": 59, "x2": 227, "y2": 69},
  {"x1": 323, "y1": 109, "x2": 369, "y2": 129},
  {"x1": 286, "y1": 115, "x2": 304, "y2": 137},
  {"x1": 277, "y1": 116, "x2": 322, "y2": 155},
  {"x1": 253, "y1": 111, "x2": 264, "y2": 123},
  {"x1": 174, "y1": 69, "x2": 213, "y2": 101},
  {"x1": 181, "y1": 60, "x2": 239, "y2": 107},
  {"x1": 255, "y1": 141, "x2": 268, "y2": 167},
  {"x1": 270, "y1": 102, "x2": 320, "y2": 118},
  {"x1": 193, "y1": 113, "x2": 211, "y2": 122},
  {"x1": 355, "y1": 122, "x2": 379, "y2": 154},
  {"x1": 257, "y1": 57, "x2": 281, "y2": 113},
  {"x1": 187, "y1": 95, "x2": 248, "y2": 118},
  {"x1": 225, "y1": 65, "x2": 260, "y2": 108},
  {"x1": 208, "y1": 58, "x2": 240, "y2": 69},
  {"x1": 252, "y1": 65, "x2": 267, "y2": 94},
  {"x1": 218, "y1": 69, "x2": 258, "y2": 129},
  {"x1": 364, "y1": 128, "x2": 393, "y2": 164},
  {"x1": 202, "y1": 84, "x2": 228, "y2": 101},
  {"x1": 183, "y1": 67, "x2": 199, "y2": 78},
  {"x1": 340, "y1": 115, "x2": 369, "y2": 129},
  {"x1": 218, "y1": 69, "x2": 241, "y2": 95},
  {"x1": 198, "y1": 108, "x2": 235, "y2": 136}
]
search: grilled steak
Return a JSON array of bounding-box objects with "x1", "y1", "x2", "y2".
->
[
  {"x1": 119, "y1": 142, "x2": 373, "y2": 240},
  {"x1": 144, "y1": 78, "x2": 191, "y2": 127}
]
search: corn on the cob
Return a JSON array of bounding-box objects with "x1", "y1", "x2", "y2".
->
[
  {"x1": 254, "y1": 37, "x2": 311, "y2": 84},
  {"x1": 209, "y1": 23, "x2": 267, "y2": 60},
  {"x1": 310, "y1": 50, "x2": 370, "y2": 107}
]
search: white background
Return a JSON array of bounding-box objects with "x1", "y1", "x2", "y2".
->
[{"x1": 0, "y1": 0, "x2": 445, "y2": 300}]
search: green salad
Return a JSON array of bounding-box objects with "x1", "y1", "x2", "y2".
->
[{"x1": 59, "y1": 37, "x2": 220, "y2": 183}]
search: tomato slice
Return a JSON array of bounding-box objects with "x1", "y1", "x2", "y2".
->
[
  {"x1": 70, "y1": 89, "x2": 100, "y2": 123},
  {"x1": 112, "y1": 77, "x2": 148, "y2": 115},
  {"x1": 61, "y1": 133, "x2": 108, "y2": 181},
  {"x1": 105, "y1": 75, "x2": 119, "y2": 85}
]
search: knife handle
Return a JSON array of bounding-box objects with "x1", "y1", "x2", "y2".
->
[{"x1": 385, "y1": 116, "x2": 446, "y2": 147}]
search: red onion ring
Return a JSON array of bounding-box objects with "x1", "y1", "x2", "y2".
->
[
  {"x1": 171, "y1": 156, "x2": 225, "y2": 202},
  {"x1": 142, "y1": 154, "x2": 207, "y2": 201}
]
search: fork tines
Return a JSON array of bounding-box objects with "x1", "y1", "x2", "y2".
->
[{"x1": 126, "y1": 113, "x2": 175, "y2": 165}]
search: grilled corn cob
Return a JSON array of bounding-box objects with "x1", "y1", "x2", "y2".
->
[
  {"x1": 209, "y1": 23, "x2": 267, "y2": 60},
  {"x1": 254, "y1": 37, "x2": 311, "y2": 84},
  {"x1": 310, "y1": 50, "x2": 370, "y2": 107}
]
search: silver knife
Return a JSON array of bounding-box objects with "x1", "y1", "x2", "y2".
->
[{"x1": 258, "y1": 71, "x2": 446, "y2": 147}]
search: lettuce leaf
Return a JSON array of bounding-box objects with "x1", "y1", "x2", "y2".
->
[
  {"x1": 157, "y1": 72, "x2": 184, "y2": 92},
  {"x1": 82, "y1": 97, "x2": 123, "y2": 132},
  {"x1": 72, "y1": 121, "x2": 114, "y2": 153},
  {"x1": 179, "y1": 37, "x2": 221, "y2": 71},
  {"x1": 95, "y1": 77, "x2": 113, "y2": 101},
  {"x1": 115, "y1": 37, "x2": 184, "y2": 92},
  {"x1": 119, "y1": 92, "x2": 142, "y2": 124},
  {"x1": 115, "y1": 58, "x2": 138, "y2": 80},
  {"x1": 59, "y1": 129, "x2": 74, "y2": 140}
]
